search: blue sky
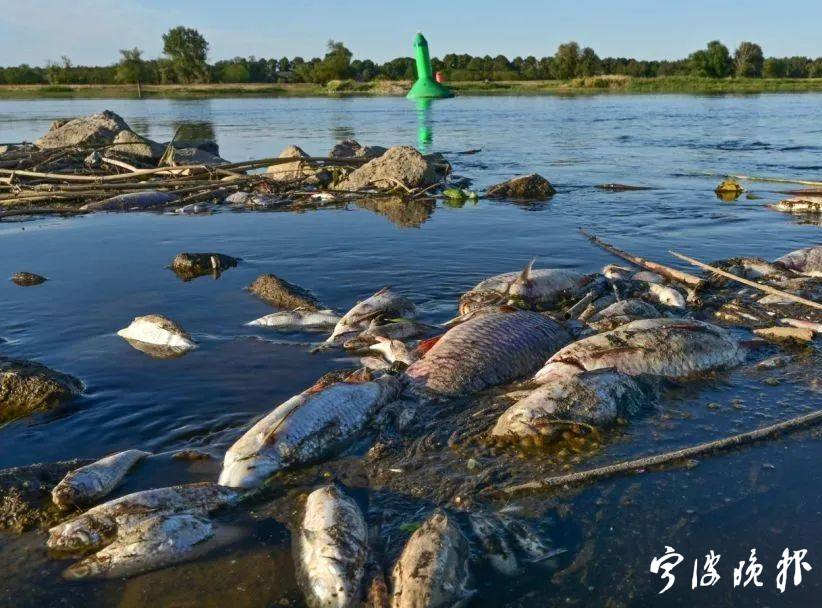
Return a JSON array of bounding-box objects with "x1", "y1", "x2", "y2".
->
[{"x1": 2, "y1": 1, "x2": 821, "y2": 66}]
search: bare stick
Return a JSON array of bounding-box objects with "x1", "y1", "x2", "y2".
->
[
  {"x1": 101, "y1": 156, "x2": 141, "y2": 172},
  {"x1": 669, "y1": 251, "x2": 822, "y2": 311},
  {"x1": 502, "y1": 409, "x2": 822, "y2": 496},
  {"x1": 564, "y1": 290, "x2": 599, "y2": 319},
  {"x1": 580, "y1": 228, "x2": 704, "y2": 288}
]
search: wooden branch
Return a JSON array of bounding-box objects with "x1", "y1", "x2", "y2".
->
[
  {"x1": 669, "y1": 251, "x2": 822, "y2": 311},
  {"x1": 579, "y1": 228, "x2": 704, "y2": 288},
  {"x1": 502, "y1": 409, "x2": 822, "y2": 496},
  {"x1": 101, "y1": 156, "x2": 140, "y2": 172}
]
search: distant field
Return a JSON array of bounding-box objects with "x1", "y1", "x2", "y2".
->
[{"x1": 2, "y1": 77, "x2": 822, "y2": 99}]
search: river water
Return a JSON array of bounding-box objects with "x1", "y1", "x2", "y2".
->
[{"x1": 0, "y1": 95, "x2": 820, "y2": 607}]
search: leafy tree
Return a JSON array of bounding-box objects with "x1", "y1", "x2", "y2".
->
[
  {"x1": 116, "y1": 48, "x2": 147, "y2": 84},
  {"x1": 734, "y1": 42, "x2": 763, "y2": 77},
  {"x1": 312, "y1": 40, "x2": 353, "y2": 83},
  {"x1": 162, "y1": 26, "x2": 209, "y2": 83},
  {"x1": 690, "y1": 41, "x2": 732, "y2": 77},
  {"x1": 220, "y1": 61, "x2": 250, "y2": 83},
  {"x1": 578, "y1": 47, "x2": 602, "y2": 76},
  {"x1": 763, "y1": 57, "x2": 786, "y2": 78},
  {"x1": 554, "y1": 42, "x2": 580, "y2": 80},
  {"x1": 277, "y1": 57, "x2": 290, "y2": 72}
]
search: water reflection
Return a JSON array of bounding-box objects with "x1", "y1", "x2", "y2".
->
[
  {"x1": 354, "y1": 196, "x2": 435, "y2": 228},
  {"x1": 171, "y1": 120, "x2": 217, "y2": 144},
  {"x1": 330, "y1": 125, "x2": 356, "y2": 142},
  {"x1": 415, "y1": 98, "x2": 433, "y2": 151}
]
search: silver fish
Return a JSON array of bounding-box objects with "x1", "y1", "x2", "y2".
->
[
  {"x1": 219, "y1": 377, "x2": 401, "y2": 488},
  {"x1": 47, "y1": 482, "x2": 237, "y2": 554},
  {"x1": 369, "y1": 337, "x2": 416, "y2": 366},
  {"x1": 774, "y1": 245, "x2": 822, "y2": 277},
  {"x1": 405, "y1": 311, "x2": 570, "y2": 397},
  {"x1": 495, "y1": 514, "x2": 564, "y2": 563},
  {"x1": 588, "y1": 299, "x2": 659, "y2": 331},
  {"x1": 391, "y1": 511, "x2": 471, "y2": 608},
  {"x1": 468, "y1": 513, "x2": 518, "y2": 576},
  {"x1": 247, "y1": 309, "x2": 341, "y2": 330},
  {"x1": 460, "y1": 262, "x2": 587, "y2": 314},
  {"x1": 80, "y1": 190, "x2": 178, "y2": 212},
  {"x1": 329, "y1": 288, "x2": 416, "y2": 343},
  {"x1": 296, "y1": 485, "x2": 367, "y2": 608},
  {"x1": 51, "y1": 449, "x2": 150, "y2": 510},
  {"x1": 631, "y1": 270, "x2": 663, "y2": 284},
  {"x1": 492, "y1": 369, "x2": 648, "y2": 441},
  {"x1": 646, "y1": 283, "x2": 685, "y2": 308},
  {"x1": 62, "y1": 512, "x2": 213, "y2": 580},
  {"x1": 601, "y1": 264, "x2": 633, "y2": 281},
  {"x1": 772, "y1": 196, "x2": 822, "y2": 214},
  {"x1": 535, "y1": 318, "x2": 745, "y2": 384}
]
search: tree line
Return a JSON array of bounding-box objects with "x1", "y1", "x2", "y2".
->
[{"x1": 2, "y1": 27, "x2": 822, "y2": 86}]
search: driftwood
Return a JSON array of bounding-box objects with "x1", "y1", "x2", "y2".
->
[
  {"x1": 502, "y1": 409, "x2": 822, "y2": 496},
  {"x1": 565, "y1": 289, "x2": 599, "y2": 319},
  {"x1": 579, "y1": 228, "x2": 704, "y2": 289},
  {"x1": 669, "y1": 251, "x2": 822, "y2": 311}
]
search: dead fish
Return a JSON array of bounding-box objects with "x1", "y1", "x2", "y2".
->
[
  {"x1": 51, "y1": 449, "x2": 151, "y2": 510},
  {"x1": 391, "y1": 511, "x2": 471, "y2": 608},
  {"x1": 441, "y1": 305, "x2": 514, "y2": 328},
  {"x1": 247, "y1": 309, "x2": 342, "y2": 330},
  {"x1": 492, "y1": 369, "x2": 649, "y2": 441},
  {"x1": 176, "y1": 202, "x2": 211, "y2": 214},
  {"x1": 360, "y1": 356, "x2": 393, "y2": 372},
  {"x1": 460, "y1": 262, "x2": 586, "y2": 314},
  {"x1": 328, "y1": 288, "x2": 416, "y2": 344},
  {"x1": 219, "y1": 376, "x2": 401, "y2": 488},
  {"x1": 47, "y1": 482, "x2": 237, "y2": 554},
  {"x1": 646, "y1": 283, "x2": 685, "y2": 308},
  {"x1": 62, "y1": 512, "x2": 213, "y2": 580},
  {"x1": 709, "y1": 257, "x2": 786, "y2": 282},
  {"x1": 117, "y1": 315, "x2": 196, "y2": 350},
  {"x1": 780, "y1": 318, "x2": 822, "y2": 334},
  {"x1": 772, "y1": 196, "x2": 822, "y2": 214},
  {"x1": 296, "y1": 485, "x2": 367, "y2": 608},
  {"x1": 369, "y1": 337, "x2": 416, "y2": 366},
  {"x1": 468, "y1": 513, "x2": 519, "y2": 576},
  {"x1": 534, "y1": 318, "x2": 745, "y2": 384},
  {"x1": 631, "y1": 270, "x2": 663, "y2": 284},
  {"x1": 495, "y1": 514, "x2": 564, "y2": 563},
  {"x1": 80, "y1": 190, "x2": 178, "y2": 212},
  {"x1": 601, "y1": 264, "x2": 633, "y2": 281},
  {"x1": 588, "y1": 298, "x2": 659, "y2": 331},
  {"x1": 774, "y1": 246, "x2": 822, "y2": 277},
  {"x1": 405, "y1": 310, "x2": 570, "y2": 397}
]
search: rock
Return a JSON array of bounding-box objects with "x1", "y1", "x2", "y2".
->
[
  {"x1": 171, "y1": 253, "x2": 239, "y2": 280},
  {"x1": 171, "y1": 449, "x2": 213, "y2": 461},
  {"x1": 266, "y1": 145, "x2": 315, "y2": 182},
  {"x1": 247, "y1": 274, "x2": 320, "y2": 311},
  {"x1": 486, "y1": 173, "x2": 556, "y2": 200},
  {"x1": 35, "y1": 110, "x2": 131, "y2": 150},
  {"x1": 111, "y1": 130, "x2": 165, "y2": 162},
  {"x1": 329, "y1": 139, "x2": 386, "y2": 160},
  {"x1": 0, "y1": 358, "x2": 83, "y2": 424},
  {"x1": 11, "y1": 272, "x2": 46, "y2": 286},
  {"x1": 80, "y1": 190, "x2": 178, "y2": 212},
  {"x1": 166, "y1": 147, "x2": 229, "y2": 167},
  {"x1": 336, "y1": 145, "x2": 439, "y2": 191},
  {"x1": 753, "y1": 326, "x2": 814, "y2": 343},
  {"x1": 0, "y1": 459, "x2": 92, "y2": 533}
]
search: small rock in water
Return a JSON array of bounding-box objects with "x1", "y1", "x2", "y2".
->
[
  {"x1": 170, "y1": 252, "x2": 238, "y2": 280},
  {"x1": 329, "y1": 139, "x2": 386, "y2": 159},
  {"x1": 11, "y1": 272, "x2": 46, "y2": 286},
  {"x1": 247, "y1": 274, "x2": 320, "y2": 311},
  {"x1": 486, "y1": 173, "x2": 556, "y2": 200},
  {"x1": 266, "y1": 145, "x2": 316, "y2": 182},
  {"x1": 336, "y1": 145, "x2": 439, "y2": 191},
  {"x1": 0, "y1": 357, "x2": 83, "y2": 424}
]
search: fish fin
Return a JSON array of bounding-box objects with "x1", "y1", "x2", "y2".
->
[
  {"x1": 374, "y1": 286, "x2": 392, "y2": 296},
  {"x1": 345, "y1": 368, "x2": 374, "y2": 383},
  {"x1": 416, "y1": 335, "x2": 442, "y2": 355},
  {"x1": 499, "y1": 304, "x2": 519, "y2": 313},
  {"x1": 519, "y1": 258, "x2": 536, "y2": 283}
]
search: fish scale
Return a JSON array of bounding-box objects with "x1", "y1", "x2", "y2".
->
[{"x1": 405, "y1": 311, "x2": 571, "y2": 396}]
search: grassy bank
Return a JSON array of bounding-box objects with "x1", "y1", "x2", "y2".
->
[{"x1": 2, "y1": 76, "x2": 822, "y2": 99}]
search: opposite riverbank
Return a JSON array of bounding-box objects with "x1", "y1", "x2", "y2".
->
[{"x1": 3, "y1": 76, "x2": 822, "y2": 99}]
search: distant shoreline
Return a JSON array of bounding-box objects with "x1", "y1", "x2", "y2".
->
[{"x1": 3, "y1": 77, "x2": 822, "y2": 99}]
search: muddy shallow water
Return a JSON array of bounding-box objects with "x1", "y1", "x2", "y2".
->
[{"x1": 0, "y1": 95, "x2": 820, "y2": 607}]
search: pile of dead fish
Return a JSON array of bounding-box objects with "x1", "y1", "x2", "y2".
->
[{"x1": 6, "y1": 241, "x2": 815, "y2": 604}]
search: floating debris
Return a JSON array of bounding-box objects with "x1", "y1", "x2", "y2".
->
[{"x1": 117, "y1": 315, "x2": 196, "y2": 351}]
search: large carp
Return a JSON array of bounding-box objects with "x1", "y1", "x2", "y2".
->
[
  {"x1": 390, "y1": 511, "x2": 471, "y2": 608},
  {"x1": 405, "y1": 310, "x2": 570, "y2": 397},
  {"x1": 459, "y1": 262, "x2": 589, "y2": 314},
  {"x1": 493, "y1": 369, "x2": 649, "y2": 442},
  {"x1": 774, "y1": 245, "x2": 822, "y2": 277},
  {"x1": 219, "y1": 377, "x2": 402, "y2": 488},
  {"x1": 534, "y1": 318, "x2": 745, "y2": 384},
  {"x1": 295, "y1": 485, "x2": 368, "y2": 608}
]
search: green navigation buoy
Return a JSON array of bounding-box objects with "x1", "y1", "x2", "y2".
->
[{"x1": 407, "y1": 32, "x2": 453, "y2": 99}]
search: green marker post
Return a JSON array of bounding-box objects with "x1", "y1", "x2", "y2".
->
[{"x1": 407, "y1": 32, "x2": 454, "y2": 99}]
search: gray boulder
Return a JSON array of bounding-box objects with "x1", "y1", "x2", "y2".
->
[
  {"x1": 247, "y1": 274, "x2": 320, "y2": 311},
  {"x1": 266, "y1": 145, "x2": 316, "y2": 182},
  {"x1": 111, "y1": 130, "x2": 165, "y2": 162},
  {"x1": 329, "y1": 139, "x2": 386, "y2": 160},
  {"x1": 336, "y1": 145, "x2": 439, "y2": 191},
  {"x1": 486, "y1": 173, "x2": 556, "y2": 200},
  {"x1": 0, "y1": 358, "x2": 83, "y2": 424},
  {"x1": 35, "y1": 110, "x2": 131, "y2": 150},
  {"x1": 165, "y1": 146, "x2": 229, "y2": 167},
  {"x1": 171, "y1": 252, "x2": 239, "y2": 280}
]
